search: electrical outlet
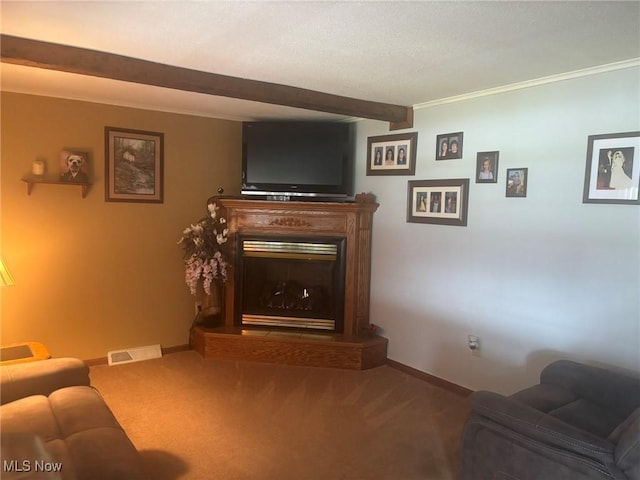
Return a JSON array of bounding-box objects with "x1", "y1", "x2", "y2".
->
[{"x1": 468, "y1": 335, "x2": 480, "y2": 351}]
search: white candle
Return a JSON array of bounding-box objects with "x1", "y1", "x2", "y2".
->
[{"x1": 32, "y1": 160, "x2": 45, "y2": 176}]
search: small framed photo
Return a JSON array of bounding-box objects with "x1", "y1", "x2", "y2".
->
[
  {"x1": 476, "y1": 151, "x2": 499, "y2": 183},
  {"x1": 366, "y1": 132, "x2": 418, "y2": 175},
  {"x1": 407, "y1": 178, "x2": 469, "y2": 226},
  {"x1": 436, "y1": 132, "x2": 463, "y2": 160},
  {"x1": 59, "y1": 149, "x2": 90, "y2": 183},
  {"x1": 583, "y1": 131, "x2": 640, "y2": 204},
  {"x1": 105, "y1": 127, "x2": 164, "y2": 203},
  {"x1": 506, "y1": 168, "x2": 528, "y2": 198}
]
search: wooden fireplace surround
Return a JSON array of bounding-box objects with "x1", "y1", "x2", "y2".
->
[{"x1": 192, "y1": 196, "x2": 388, "y2": 369}]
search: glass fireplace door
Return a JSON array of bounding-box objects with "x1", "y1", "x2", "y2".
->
[{"x1": 238, "y1": 237, "x2": 346, "y2": 331}]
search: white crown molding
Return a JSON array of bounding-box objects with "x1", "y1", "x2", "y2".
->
[{"x1": 414, "y1": 58, "x2": 640, "y2": 111}]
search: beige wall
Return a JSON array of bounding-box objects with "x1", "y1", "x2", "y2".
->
[{"x1": 1, "y1": 92, "x2": 242, "y2": 359}]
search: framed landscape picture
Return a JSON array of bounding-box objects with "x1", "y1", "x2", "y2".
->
[
  {"x1": 105, "y1": 127, "x2": 164, "y2": 203},
  {"x1": 407, "y1": 178, "x2": 469, "y2": 226},
  {"x1": 366, "y1": 132, "x2": 418, "y2": 175},
  {"x1": 583, "y1": 131, "x2": 640, "y2": 204}
]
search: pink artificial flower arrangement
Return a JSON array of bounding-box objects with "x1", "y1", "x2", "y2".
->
[{"x1": 178, "y1": 202, "x2": 229, "y2": 295}]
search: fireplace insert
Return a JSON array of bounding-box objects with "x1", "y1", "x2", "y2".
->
[{"x1": 237, "y1": 236, "x2": 346, "y2": 332}]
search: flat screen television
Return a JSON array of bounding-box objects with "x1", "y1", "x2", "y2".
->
[{"x1": 241, "y1": 121, "x2": 354, "y2": 200}]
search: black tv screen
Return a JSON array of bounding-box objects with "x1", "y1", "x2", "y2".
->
[{"x1": 241, "y1": 121, "x2": 354, "y2": 200}]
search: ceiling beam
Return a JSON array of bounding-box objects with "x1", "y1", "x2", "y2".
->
[{"x1": 1, "y1": 34, "x2": 413, "y2": 130}]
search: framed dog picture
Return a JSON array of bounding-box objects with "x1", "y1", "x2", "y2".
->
[
  {"x1": 59, "y1": 150, "x2": 90, "y2": 184},
  {"x1": 105, "y1": 127, "x2": 164, "y2": 203},
  {"x1": 366, "y1": 132, "x2": 418, "y2": 176},
  {"x1": 407, "y1": 178, "x2": 469, "y2": 226},
  {"x1": 476, "y1": 151, "x2": 499, "y2": 183},
  {"x1": 436, "y1": 132, "x2": 463, "y2": 160},
  {"x1": 506, "y1": 168, "x2": 528, "y2": 198},
  {"x1": 583, "y1": 131, "x2": 640, "y2": 205}
]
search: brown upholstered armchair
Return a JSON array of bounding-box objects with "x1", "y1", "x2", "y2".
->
[{"x1": 460, "y1": 360, "x2": 640, "y2": 480}]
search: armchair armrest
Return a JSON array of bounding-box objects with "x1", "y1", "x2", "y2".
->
[
  {"x1": 0, "y1": 358, "x2": 90, "y2": 405},
  {"x1": 469, "y1": 391, "x2": 616, "y2": 465}
]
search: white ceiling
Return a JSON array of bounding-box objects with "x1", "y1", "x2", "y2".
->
[{"x1": 1, "y1": 1, "x2": 639, "y2": 123}]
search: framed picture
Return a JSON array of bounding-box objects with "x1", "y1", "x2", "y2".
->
[
  {"x1": 583, "y1": 131, "x2": 640, "y2": 204},
  {"x1": 407, "y1": 178, "x2": 469, "y2": 226},
  {"x1": 476, "y1": 151, "x2": 499, "y2": 183},
  {"x1": 105, "y1": 127, "x2": 164, "y2": 203},
  {"x1": 366, "y1": 132, "x2": 417, "y2": 175},
  {"x1": 506, "y1": 168, "x2": 528, "y2": 198},
  {"x1": 436, "y1": 132, "x2": 463, "y2": 160},
  {"x1": 59, "y1": 149, "x2": 90, "y2": 184}
]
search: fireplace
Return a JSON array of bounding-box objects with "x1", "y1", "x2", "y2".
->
[
  {"x1": 192, "y1": 197, "x2": 388, "y2": 370},
  {"x1": 238, "y1": 236, "x2": 346, "y2": 332}
]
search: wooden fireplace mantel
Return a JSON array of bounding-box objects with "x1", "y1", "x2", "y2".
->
[
  {"x1": 218, "y1": 197, "x2": 379, "y2": 336},
  {"x1": 192, "y1": 197, "x2": 388, "y2": 369}
]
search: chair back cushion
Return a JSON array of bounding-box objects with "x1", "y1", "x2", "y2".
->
[{"x1": 541, "y1": 361, "x2": 640, "y2": 419}]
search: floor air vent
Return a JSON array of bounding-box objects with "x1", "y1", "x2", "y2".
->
[{"x1": 107, "y1": 344, "x2": 162, "y2": 366}]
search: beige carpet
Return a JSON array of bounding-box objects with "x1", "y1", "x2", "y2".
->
[{"x1": 89, "y1": 351, "x2": 470, "y2": 480}]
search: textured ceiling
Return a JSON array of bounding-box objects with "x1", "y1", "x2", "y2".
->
[{"x1": 1, "y1": 1, "x2": 639, "y2": 122}]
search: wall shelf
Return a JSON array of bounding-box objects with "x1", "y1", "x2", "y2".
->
[{"x1": 22, "y1": 175, "x2": 91, "y2": 198}]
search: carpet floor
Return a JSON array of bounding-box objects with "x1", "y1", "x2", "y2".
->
[{"x1": 89, "y1": 351, "x2": 470, "y2": 480}]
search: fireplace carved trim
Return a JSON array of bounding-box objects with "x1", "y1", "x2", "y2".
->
[{"x1": 269, "y1": 217, "x2": 313, "y2": 228}]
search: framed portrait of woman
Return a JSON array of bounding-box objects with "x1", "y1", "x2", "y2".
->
[{"x1": 583, "y1": 131, "x2": 640, "y2": 204}]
